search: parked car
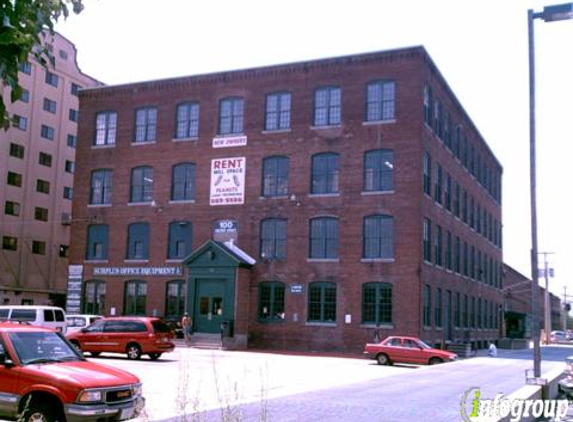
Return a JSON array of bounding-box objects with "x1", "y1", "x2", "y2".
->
[
  {"x1": 67, "y1": 316, "x2": 175, "y2": 360},
  {"x1": 162, "y1": 316, "x2": 184, "y2": 339},
  {"x1": 364, "y1": 335, "x2": 458, "y2": 365},
  {"x1": 0, "y1": 305, "x2": 67, "y2": 333},
  {"x1": 551, "y1": 330, "x2": 566, "y2": 342},
  {"x1": 66, "y1": 314, "x2": 103, "y2": 334},
  {"x1": 0, "y1": 321, "x2": 144, "y2": 422}
]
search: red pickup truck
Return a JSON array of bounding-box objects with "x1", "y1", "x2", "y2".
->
[{"x1": 0, "y1": 321, "x2": 145, "y2": 422}]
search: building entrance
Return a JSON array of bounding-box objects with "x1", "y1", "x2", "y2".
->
[{"x1": 195, "y1": 279, "x2": 225, "y2": 333}]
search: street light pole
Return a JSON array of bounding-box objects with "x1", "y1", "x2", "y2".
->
[{"x1": 527, "y1": 2, "x2": 573, "y2": 379}]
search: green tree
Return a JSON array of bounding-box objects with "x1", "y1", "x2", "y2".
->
[{"x1": 0, "y1": 0, "x2": 84, "y2": 129}]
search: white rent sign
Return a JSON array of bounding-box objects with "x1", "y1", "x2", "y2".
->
[{"x1": 210, "y1": 157, "x2": 246, "y2": 206}]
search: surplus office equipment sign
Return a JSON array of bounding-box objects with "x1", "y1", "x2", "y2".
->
[
  {"x1": 93, "y1": 267, "x2": 183, "y2": 276},
  {"x1": 210, "y1": 157, "x2": 246, "y2": 206}
]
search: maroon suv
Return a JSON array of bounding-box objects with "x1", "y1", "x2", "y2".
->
[{"x1": 67, "y1": 317, "x2": 175, "y2": 360}]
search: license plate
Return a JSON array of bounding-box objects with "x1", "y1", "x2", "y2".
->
[{"x1": 119, "y1": 407, "x2": 135, "y2": 420}]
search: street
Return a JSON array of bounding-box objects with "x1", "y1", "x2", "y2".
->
[{"x1": 86, "y1": 344, "x2": 573, "y2": 422}]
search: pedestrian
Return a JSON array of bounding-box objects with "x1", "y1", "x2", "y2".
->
[
  {"x1": 181, "y1": 312, "x2": 192, "y2": 346},
  {"x1": 487, "y1": 342, "x2": 497, "y2": 357}
]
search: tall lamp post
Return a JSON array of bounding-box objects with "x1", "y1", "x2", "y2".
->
[{"x1": 528, "y1": 2, "x2": 573, "y2": 379}]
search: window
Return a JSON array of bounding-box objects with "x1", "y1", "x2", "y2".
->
[
  {"x1": 39, "y1": 152, "x2": 52, "y2": 167},
  {"x1": 65, "y1": 160, "x2": 75, "y2": 174},
  {"x1": 363, "y1": 215, "x2": 394, "y2": 259},
  {"x1": 19, "y1": 89, "x2": 30, "y2": 103},
  {"x1": 36, "y1": 179, "x2": 50, "y2": 194},
  {"x1": 134, "y1": 107, "x2": 157, "y2": 143},
  {"x1": 13, "y1": 115, "x2": 27, "y2": 131},
  {"x1": 130, "y1": 166, "x2": 153, "y2": 203},
  {"x1": 260, "y1": 218, "x2": 287, "y2": 260},
  {"x1": 423, "y1": 218, "x2": 432, "y2": 262},
  {"x1": 83, "y1": 280, "x2": 106, "y2": 314},
  {"x1": 434, "y1": 225, "x2": 442, "y2": 266},
  {"x1": 71, "y1": 83, "x2": 81, "y2": 96},
  {"x1": 69, "y1": 109, "x2": 78, "y2": 122},
  {"x1": 9, "y1": 143, "x2": 24, "y2": 159},
  {"x1": 362, "y1": 283, "x2": 392, "y2": 324},
  {"x1": 90, "y1": 169, "x2": 113, "y2": 205},
  {"x1": 43, "y1": 98, "x2": 57, "y2": 113},
  {"x1": 45, "y1": 71, "x2": 59, "y2": 87},
  {"x1": 309, "y1": 217, "x2": 338, "y2": 259},
  {"x1": 423, "y1": 284, "x2": 431, "y2": 327},
  {"x1": 313, "y1": 87, "x2": 341, "y2": 127},
  {"x1": 265, "y1": 92, "x2": 291, "y2": 131},
  {"x1": 127, "y1": 222, "x2": 150, "y2": 260},
  {"x1": 445, "y1": 174, "x2": 452, "y2": 211},
  {"x1": 67, "y1": 134, "x2": 77, "y2": 148},
  {"x1": 262, "y1": 156, "x2": 289, "y2": 197},
  {"x1": 95, "y1": 111, "x2": 117, "y2": 146},
  {"x1": 63, "y1": 186, "x2": 73, "y2": 200},
  {"x1": 364, "y1": 149, "x2": 394, "y2": 192},
  {"x1": 455, "y1": 292, "x2": 461, "y2": 328},
  {"x1": 423, "y1": 85, "x2": 433, "y2": 126},
  {"x1": 19, "y1": 61, "x2": 31, "y2": 74},
  {"x1": 308, "y1": 282, "x2": 337, "y2": 323},
  {"x1": 258, "y1": 282, "x2": 285, "y2": 321},
  {"x1": 2, "y1": 236, "x2": 18, "y2": 251},
  {"x1": 59, "y1": 245, "x2": 69, "y2": 258},
  {"x1": 455, "y1": 237, "x2": 461, "y2": 274},
  {"x1": 124, "y1": 280, "x2": 147, "y2": 316},
  {"x1": 434, "y1": 99, "x2": 443, "y2": 138},
  {"x1": 311, "y1": 152, "x2": 339, "y2": 194},
  {"x1": 59, "y1": 49, "x2": 68, "y2": 60},
  {"x1": 34, "y1": 207, "x2": 48, "y2": 222},
  {"x1": 171, "y1": 163, "x2": 196, "y2": 201},
  {"x1": 41, "y1": 125, "x2": 54, "y2": 140},
  {"x1": 435, "y1": 287, "x2": 442, "y2": 328},
  {"x1": 434, "y1": 164, "x2": 442, "y2": 204},
  {"x1": 7, "y1": 172, "x2": 22, "y2": 187},
  {"x1": 175, "y1": 102, "x2": 199, "y2": 139},
  {"x1": 218, "y1": 97, "x2": 244, "y2": 135},
  {"x1": 86, "y1": 225, "x2": 109, "y2": 260},
  {"x1": 366, "y1": 80, "x2": 395, "y2": 122},
  {"x1": 165, "y1": 280, "x2": 186, "y2": 317},
  {"x1": 167, "y1": 221, "x2": 192, "y2": 260},
  {"x1": 32, "y1": 241, "x2": 46, "y2": 255},
  {"x1": 445, "y1": 231, "x2": 453, "y2": 271},
  {"x1": 423, "y1": 152, "x2": 431, "y2": 195},
  {"x1": 5, "y1": 201, "x2": 20, "y2": 216}
]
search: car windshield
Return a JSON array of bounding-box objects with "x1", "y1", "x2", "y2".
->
[
  {"x1": 417, "y1": 339, "x2": 432, "y2": 349},
  {"x1": 8, "y1": 331, "x2": 84, "y2": 365},
  {"x1": 152, "y1": 320, "x2": 172, "y2": 333}
]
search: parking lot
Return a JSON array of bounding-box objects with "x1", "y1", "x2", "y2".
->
[{"x1": 88, "y1": 345, "x2": 404, "y2": 421}]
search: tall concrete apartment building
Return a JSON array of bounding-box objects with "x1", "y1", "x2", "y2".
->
[
  {"x1": 0, "y1": 33, "x2": 100, "y2": 307},
  {"x1": 71, "y1": 46, "x2": 503, "y2": 352}
]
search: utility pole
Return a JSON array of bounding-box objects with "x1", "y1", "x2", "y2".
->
[{"x1": 540, "y1": 252, "x2": 555, "y2": 343}]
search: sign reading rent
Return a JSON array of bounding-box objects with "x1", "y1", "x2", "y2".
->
[{"x1": 210, "y1": 157, "x2": 246, "y2": 206}]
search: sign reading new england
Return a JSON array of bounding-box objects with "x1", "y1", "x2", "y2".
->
[
  {"x1": 210, "y1": 157, "x2": 246, "y2": 206},
  {"x1": 212, "y1": 135, "x2": 247, "y2": 148},
  {"x1": 93, "y1": 267, "x2": 183, "y2": 276}
]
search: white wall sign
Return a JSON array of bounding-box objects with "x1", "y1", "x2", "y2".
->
[
  {"x1": 212, "y1": 135, "x2": 247, "y2": 148},
  {"x1": 210, "y1": 157, "x2": 246, "y2": 206}
]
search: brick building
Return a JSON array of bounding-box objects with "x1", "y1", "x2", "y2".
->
[
  {"x1": 0, "y1": 33, "x2": 100, "y2": 307},
  {"x1": 70, "y1": 46, "x2": 504, "y2": 352}
]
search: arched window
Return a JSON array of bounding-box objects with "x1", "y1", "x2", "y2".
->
[
  {"x1": 83, "y1": 280, "x2": 106, "y2": 314},
  {"x1": 124, "y1": 280, "x2": 147, "y2": 315}
]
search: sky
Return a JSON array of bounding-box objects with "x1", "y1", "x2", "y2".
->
[{"x1": 55, "y1": 0, "x2": 573, "y2": 298}]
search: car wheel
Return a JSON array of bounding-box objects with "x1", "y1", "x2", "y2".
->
[
  {"x1": 90, "y1": 352, "x2": 101, "y2": 357},
  {"x1": 23, "y1": 401, "x2": 60, "y2": 422},
  {"x1": 126, "y1": 343, "x2": 142, "y2": 360},
  {"x1": 148, "y1": 353, "x2": 162, "y2": 360},
  {"x1": 429, "y1": 357, "x2": 443, "y2": 365},
  {"x1": 376, "y1": 353, "x2": 390, "y2": 365}
]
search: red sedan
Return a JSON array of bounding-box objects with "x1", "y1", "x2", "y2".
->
[{"x1": 364, "y1": 335, "x2": 458, "y2": 365}]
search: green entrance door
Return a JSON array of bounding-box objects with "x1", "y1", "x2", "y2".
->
[{"x1": 196, "y1": 279, "x2": 225, "y2": 333}]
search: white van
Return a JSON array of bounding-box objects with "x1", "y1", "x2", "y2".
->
[{"x1": 0, "y1": 305, "x2": 67, "y2": 333}]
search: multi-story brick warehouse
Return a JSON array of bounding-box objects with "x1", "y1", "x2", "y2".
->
[
  {"x1": 0, "y1": 33, "x2": 100, "y2": 307},
  {"x1": 70, "y1": 46, "x2": 503, "y2": 352}
]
